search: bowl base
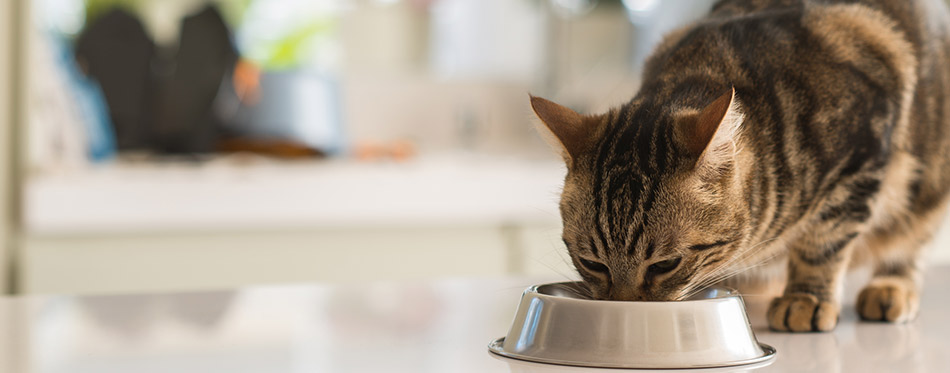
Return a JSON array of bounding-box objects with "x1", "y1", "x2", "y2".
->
[{"x1": 487, "y1": 337, "x2": 776, "y2": 369}]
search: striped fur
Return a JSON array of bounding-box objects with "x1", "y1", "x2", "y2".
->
[{"x1": 533, "y1": 0, "x2": 950, "y2": 332}]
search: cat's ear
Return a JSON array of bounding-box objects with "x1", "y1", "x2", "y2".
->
[
  {"x1": 530, "y1": 95, "x2": 601, "y2": 163},
  {"x1": 679, "y1": 87, "x2": 743, "y2": 167}
]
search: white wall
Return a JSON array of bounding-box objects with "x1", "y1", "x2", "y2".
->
[
  {"x1": 0, "y1": 0, "x2": 29, "y2": 370},
  {"x1": 0, "y1": 0, "x2": 16, "y2": 294}
]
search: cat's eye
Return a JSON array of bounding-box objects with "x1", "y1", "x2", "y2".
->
[
  {"x1": 647, "y1": 257, "x2": 681, "y2": 275},
  {"x1": 578, "y1": 257, "x2": 609, "y2": 274},
  {"x1": 687, "y1": 240, "x2": 734, "y2": 251}
]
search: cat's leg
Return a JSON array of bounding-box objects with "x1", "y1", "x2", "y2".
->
[
  {"x1": 766, "y1": 175, "x2": 883, "y2": 332},
  {"x1": 856, "y1": 201, "x2": 948, "y2": 323},
  {"x1": 767, "y1": 229, "x2": 858, "y2": 332},
  {"x1": 857, "y1": 255, "x2": 921, "y2": 323}
]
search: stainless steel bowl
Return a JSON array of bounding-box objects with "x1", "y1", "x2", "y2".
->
[{"x1": 489, "y1": 282, "x2": 775, "y2": 369}]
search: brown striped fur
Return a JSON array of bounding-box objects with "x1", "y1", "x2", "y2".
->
[{"x1": 532, "y1": 0, "x2": 950, "y2": 332}]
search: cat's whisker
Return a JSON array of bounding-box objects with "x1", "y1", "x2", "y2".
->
[
  {"x1": 734, "y1": 293, "x2": 781, "y2": 298},
  {"x1": 704, "y1": 256, "x2": 776, "y2": 288},
  {"x1": 682, "y1": 247, "x2": 777, "y2": 298},
  {"x1": 676, "y1": 238, "x2": 779, "y2": 300},
  {"x1": 679, "y1": 245, "x2": 761, "y2": 299},
  {"x1": 540, "y1": 258, "x2": 579, "y2": 283},
  {"x1": 549, "y1": 247, "x2": 585, "y2": 283},
  {"x1": 680, "y1": 251, "x2": 780, "y2": 300}
]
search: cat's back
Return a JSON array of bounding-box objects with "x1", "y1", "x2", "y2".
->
[
  {"x1": 708, "y1": 0, "x2": 950, "y2": 44},
  {"x1": 699, "y1": 0, "x2": 950, "y2": 216},
  {"x1": 647, "y1": 0, "x2": 932, "y2": 126}
]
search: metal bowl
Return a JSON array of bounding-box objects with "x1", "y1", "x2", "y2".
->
[{"x1": 488, "y1": 282, "x2": 775, "y2": 369}]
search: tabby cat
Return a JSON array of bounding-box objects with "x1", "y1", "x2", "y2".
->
[{"x1": 532, "y1": 0, "x2": 950, "y2": 332}]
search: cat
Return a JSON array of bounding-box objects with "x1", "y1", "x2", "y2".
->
[{"x1": 531, "y1": 0, "x2": 950, "y2": 332}]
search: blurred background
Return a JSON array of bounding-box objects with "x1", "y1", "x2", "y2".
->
[{"x1": 0, "y1": 0, "x2": 948, "y2": 295}]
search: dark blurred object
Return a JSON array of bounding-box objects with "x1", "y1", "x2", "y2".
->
[
  {"x1": 153, "y1": 5, "x2": 238, "y2": 153},
  {"x1": 73, "y1": 5, "x2": 332, "y2": 158},
  {"x1": 75, "y1": 9, "x2": 154, "y2": 151}
]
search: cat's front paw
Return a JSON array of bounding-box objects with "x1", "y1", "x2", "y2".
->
[
  {"x1": 857, "y1": 278, "x2": 919, "y2": 323},
  {"x1": 767, "y1": 293, "x2": 839, "y2": 332}
]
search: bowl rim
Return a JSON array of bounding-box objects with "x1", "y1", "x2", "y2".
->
[
  {"x1": 527, "y1": 281, "x2": 742, "y2": 304},
  {"x1": 488, "y1": 337, "x2": 777, "y2": 369}
]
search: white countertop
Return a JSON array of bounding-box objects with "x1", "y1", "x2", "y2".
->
[
  {"x1": 25, "y1": 155, "x2": 566, "y2": 235},
  {"x1": 2, "y1": 267, "x2": 949, "y2": 372}
]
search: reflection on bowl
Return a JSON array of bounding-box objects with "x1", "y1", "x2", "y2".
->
[{"x1": 489, "y1": 282, "x2": 775, "y2": 369}]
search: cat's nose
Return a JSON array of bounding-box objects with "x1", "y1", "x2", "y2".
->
[
  {"x1": 608, "y1": 274, "x2": 646, "y2": 301},
  {"x1": 608, "y1": 287, "x2": 645, "y2": 301}
]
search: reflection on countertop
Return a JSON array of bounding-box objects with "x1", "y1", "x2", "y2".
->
[{"x1": 2, "y1": 269, "x2": 949, "y2": 373}]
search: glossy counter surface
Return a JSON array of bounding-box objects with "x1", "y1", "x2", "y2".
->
[{"x1": 2, "y1": 268, "x2": 949, "y2": 372}]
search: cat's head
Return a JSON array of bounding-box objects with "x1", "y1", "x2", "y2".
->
[{"x1": 532, "y1": 88, "x2": 752, "y2": 301}]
